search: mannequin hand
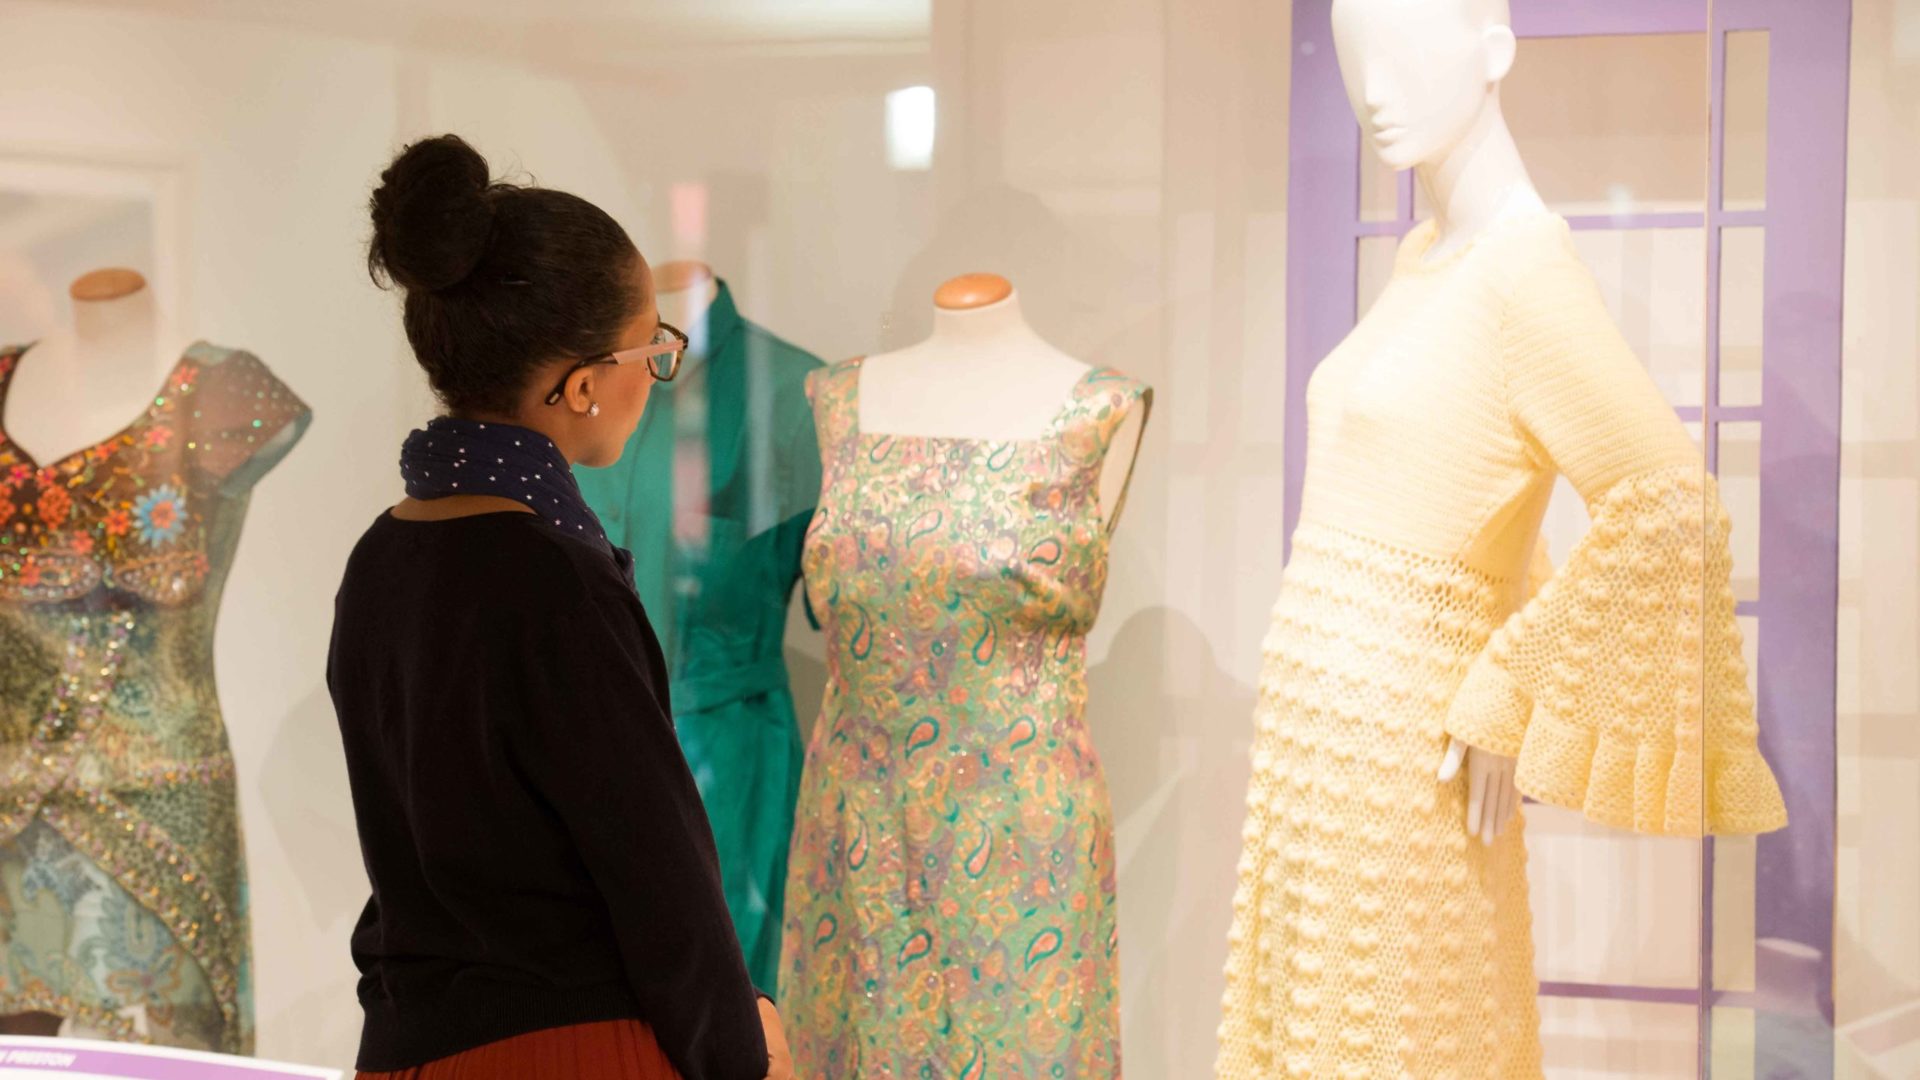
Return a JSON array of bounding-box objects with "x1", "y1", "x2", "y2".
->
[
  {"x1": 1437, "y1": 737, "x2": 1519, "y2": 846},
  {"x1": 759, "y1": 997, "x2": 794, "y2": 1080}
]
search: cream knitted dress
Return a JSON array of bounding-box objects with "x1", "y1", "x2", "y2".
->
[{"x1": 1216, "y1": 213, "x2": 1788, "y2": 1079}]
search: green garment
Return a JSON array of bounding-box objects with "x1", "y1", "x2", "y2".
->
[{"x1": 575, "y1": 281, "x2": 823, "y2": 993}]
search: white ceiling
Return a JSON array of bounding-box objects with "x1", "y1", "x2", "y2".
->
[{"x1": 64, "y1": 0, "x2": 930, "y2": 54}]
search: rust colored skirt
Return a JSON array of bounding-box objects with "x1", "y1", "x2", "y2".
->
[{"x1": 356, "y1": 1020, "x2": 684, "y2": 1080}]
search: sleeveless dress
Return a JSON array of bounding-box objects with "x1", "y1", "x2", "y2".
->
[
  {"x1": 781, "y1": 358, "x2": 1148, "y2": 1078},
  {"x1": 1215, "y1": 214, "x2": 1786, "y2": 1078},
  {"x1": 0, "y1": 341, "x2": 309, "y2": 1051}
]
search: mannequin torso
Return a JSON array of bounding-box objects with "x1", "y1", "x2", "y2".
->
[
  {"x1": 858, "y1": 278, "x2": 1146, "y2": 526},
  {"x1": 6, "y1": 274, "x2": 181, "y2": 468},
  {"x1": 1330, "y1": 0, "x2": 1540, "y2": 811}
]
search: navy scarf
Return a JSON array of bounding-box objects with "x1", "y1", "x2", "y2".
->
[{"x1": 400, "y1": 417, "x2": 633, "y2": 580}]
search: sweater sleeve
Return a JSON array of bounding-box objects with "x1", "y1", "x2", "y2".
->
[
  {"x1": 510, "y1": 554, "x2": 769, "y2": 1080},
  {"x1": 1442, "y1": 235, "x2": 1788, "y2": 837}
]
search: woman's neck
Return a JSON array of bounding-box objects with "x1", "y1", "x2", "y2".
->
[{"x1": 449, "y1": 408, "x2": 586, "y2": 467}]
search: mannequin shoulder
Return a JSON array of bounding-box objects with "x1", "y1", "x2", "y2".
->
[
  {"x1": 182, "y1": 340, "x2": 286, "y2": 392},
  {"x1": 802, "y1": 355, "x2": 866, "y2": 412},
  {"x1": 1482, "y1": 211, "x2": 1581, "y2": 273},
  {"x1": 1478, "y1": 214, "x2": 1606, "y2": 309},
  {"x1": 1068, "y1": 360, "x2": 1150, "y2": 411},
  {"x1": 1073, "y1": 367, "x2": 1153, "y2": 443},
  {"x1": 737, "y1": 321, "x2": 827, "y2": 377}
]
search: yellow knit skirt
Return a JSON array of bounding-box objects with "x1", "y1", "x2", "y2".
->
[{"x1": 1218, "y1": 524, "x2": 1544, "y2": 1080}]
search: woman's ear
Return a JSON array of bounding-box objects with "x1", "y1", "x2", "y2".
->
[
  {"x1": 563, "y1": 367, "x2": 597, "y2": 416},
  {"x1": 1483, "y1": 24, "x2": 1518, "y2": 85}
]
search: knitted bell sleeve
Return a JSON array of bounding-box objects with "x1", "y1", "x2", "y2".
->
[{"x1": 1443, "y1": 237, "x2": 1788, "y2": 837}]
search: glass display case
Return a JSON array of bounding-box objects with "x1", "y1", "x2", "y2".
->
[{"x1": 0, "y1": 0, "x2": 1911, "y2": 1075}]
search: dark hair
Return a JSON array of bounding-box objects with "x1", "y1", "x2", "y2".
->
[{"x1": 367, "y1": 134, "x2": 641, "y2": 415}]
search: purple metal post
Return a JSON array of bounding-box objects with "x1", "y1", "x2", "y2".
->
[
  {"x1": 1281, "y1": 3, "x2": 1360, "y2": 561},
  {"x1": 1730, "y1": 0, "x2": 1850, "y2": 1060},
  {"x1": 1510, "y1": 1, "x2": 1709, "y2": 36}
]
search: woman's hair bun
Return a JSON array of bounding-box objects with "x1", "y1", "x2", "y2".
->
[{"x1": 368, "y1": 134, "x2": 497, "y2": 293}]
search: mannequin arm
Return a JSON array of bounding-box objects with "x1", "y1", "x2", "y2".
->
[{"x1": 1443, "y1": 242, "x2": 1785, "y2": 836}]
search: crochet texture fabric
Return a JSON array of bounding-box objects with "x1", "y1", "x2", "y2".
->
[{"x1": 1217, "y1": 213, "x2": 1787, "y2": 1079}]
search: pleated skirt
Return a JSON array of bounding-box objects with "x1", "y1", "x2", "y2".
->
[{"x1": 356, "y1": 1020, "x2": 682, "y2": 1080}]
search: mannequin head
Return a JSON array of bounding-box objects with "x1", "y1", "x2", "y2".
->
[{"x1": 1331, "y1": 0, "x2": 1517, "y2": 171}]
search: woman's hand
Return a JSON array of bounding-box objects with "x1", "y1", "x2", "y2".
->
[
  {"x1": 759, "y1": 997, "x2": 793, "y2": 1080},
  {"x1": 1438, "y1": 737, "x2": 1519, "y2": 845}
]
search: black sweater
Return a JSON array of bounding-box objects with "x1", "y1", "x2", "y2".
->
[{"x1": 327, "y1": 510, "x2": 767, "y2": 1078}]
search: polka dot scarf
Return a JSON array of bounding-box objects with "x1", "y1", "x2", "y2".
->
[{"x1": 400, "y1": 417, "x2": 635, "y2": 582}]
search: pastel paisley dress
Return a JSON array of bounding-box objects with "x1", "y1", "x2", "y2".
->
[
  {"x1": 781, "y1": 358, "x2": 1148, "y2": 1079},
  {"x1": 0, "y1": 341, "x2": 309, "y2": 1051}
]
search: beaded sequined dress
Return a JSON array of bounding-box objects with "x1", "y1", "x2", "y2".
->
[
  {"x1": 1216, "y1": 214, "x2": 1786, "y2": 1079},
  {"x1": 781, "y1": 358, "x2": 1148, "y2": 1079},
  {"x1": 0, "y1": 341, "x2": 309, "y2": 1051}
]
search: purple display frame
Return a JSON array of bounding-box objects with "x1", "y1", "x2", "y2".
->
[{"x1": 1283, "y1": 1, "x2": 1848, "y2": 1076}]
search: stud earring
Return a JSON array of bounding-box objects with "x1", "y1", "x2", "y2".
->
[{"x1": 588, "y1": 403, "x2": 601, "y2": 418}]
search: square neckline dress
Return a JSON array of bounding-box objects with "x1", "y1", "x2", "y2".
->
[{"x1": 781, "y1": 357, "x2": 1149, "y2": 1079}]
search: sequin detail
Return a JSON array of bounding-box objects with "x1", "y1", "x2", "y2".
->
[
  {"x1": 780, "y1": 359, "x2": 1147, "y2": 1078},
  {"x1": 0, "y1": 341, "x2": 309, "y2": 1052}
]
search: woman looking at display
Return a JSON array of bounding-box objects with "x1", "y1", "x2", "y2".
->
[{"x1": 328, "y1": 133, "x2": 790, "y2": 1080}]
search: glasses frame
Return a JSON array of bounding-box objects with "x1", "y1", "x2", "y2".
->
[{"x1": 543, "y1": 320, "x2": 689, "y2": 407}]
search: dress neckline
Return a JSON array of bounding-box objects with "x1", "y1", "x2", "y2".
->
[
  {"x1": 847, "y1": 356, "x2": 1110, "y2": 445},
  {"x1": 0, "y1": 339, "x2": 196, "y2": 473}
]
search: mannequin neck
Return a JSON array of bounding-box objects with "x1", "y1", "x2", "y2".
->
[
  {"x1": 856, "y1": 287, "x2": 1086, "y2": 439},
  {"x1": 929, "y1": 292, "x2": 1042, "y2": 350},
  {"x1": 1415, "y1": 95, "x2": 1544, "y2": 256},
  {"x1": 4, "y1": 290, "x2": 173, "y2": 463},
  {"x1": 66, "y1": 290, "x2": 165, "y2": 380},
  {"x1": 655, "y1": 277, "x2": 719, "y2": 338}
]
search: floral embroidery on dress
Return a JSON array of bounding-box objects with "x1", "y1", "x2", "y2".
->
[
  {"x1": 132, "y1": 486, "x2": 186, "y2": 548},
  {"x1": 0, "y1": 340, "x2": 309, "y2": 1052}
]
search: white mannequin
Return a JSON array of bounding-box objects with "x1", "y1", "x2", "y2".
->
[
  {"x1": 1330, "y1": 0, "x2": 1538, "y2": 843},
  {"x1": 652, "y1": 259, "x2": 721, "y2": 347},
  {"x1": 858, "y1": 273, "x2": 1147, "y2": 527},
  {"x1": 6, "y1": 269, "x2": 180, "y2": 467}
]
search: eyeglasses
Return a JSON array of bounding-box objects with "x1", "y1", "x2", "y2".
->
[{"x1": 543, "y1": 321, "x2": 689, "y2": 406}]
